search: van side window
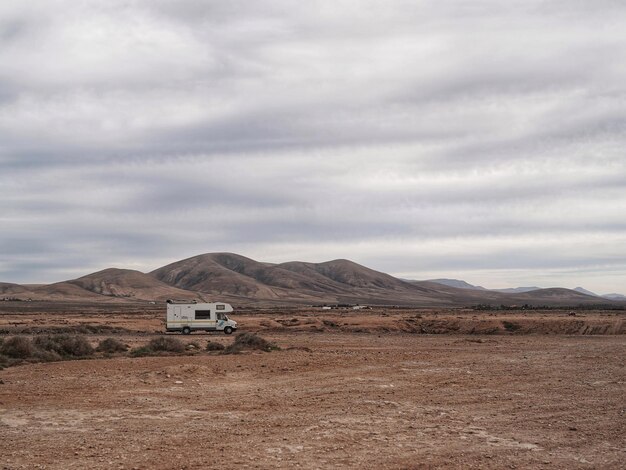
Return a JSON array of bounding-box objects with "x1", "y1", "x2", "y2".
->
[
  {"x1": 217, "y1": 312, "x2": 226, "y2": 320},
  {"x1": 195, "y1": 310, "x2": 212, "y2": 319},
  {"x1": 216, "y1": 304, "x2": 225, "y2": 310}
]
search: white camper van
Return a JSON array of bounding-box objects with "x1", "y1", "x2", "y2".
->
[{"x1": 166, "y1": 300, "x2": 237, "y2": 335}]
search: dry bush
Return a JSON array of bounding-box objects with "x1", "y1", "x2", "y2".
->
[
  {"x1": 502, "y1": 321, "x2": 522, "y2": 332},
  {"x1": 129, "y1": 346, "x2": 153, "y2": 357},
  {"x1": 223, "y1": 333, "x2": 279, "y2": 354},
  {"x1": 147, "y1": 336, "x2": 185, "y2": 353},
  {"x1": 33, "y1": 334, "x2": 94, "y2": 358},
  {"x1": 96, "y1": 338, "x2": 129, "y2": 353},
  {"x1": 2, "y1": 325, "x2": 134, "y2": 335},
  {"x1": 206, "y1": 341, "x2": 225, "y2": 351},
  {"x1": 0, "y1": 336, "x2": 35, "y2": 358},
  {"x1": 33, "y1": 349, "x2": 62, "y2": 362},
  {"x1": 129, "y1": 337, "x2": 185, "y2": 357}
]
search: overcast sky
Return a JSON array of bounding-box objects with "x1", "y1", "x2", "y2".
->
[{"x1": 1, "y1": 1, "x2": 625, "y2": 293}]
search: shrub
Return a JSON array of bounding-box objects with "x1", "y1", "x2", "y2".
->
[
  {"x1": 206, "y1": 341, "x2": 225, "y2": 351},
  {"x1": 223, "y1": 333, "x2": 279, "y2": 355},
  {"x1": 147, "y1": 337, "x2": 185, "y2": 353},
  {"x1": 96, "y1": 338, "x2": 128, "y2": 353},
  {"x1": 128, "y1": 337, "x2": 185, "y2": 357},
  {"x1": 59, "y1": 335, "x2": 94, "y2": 357},
  {"x1": 32, "y1": 336, "x2": 59, "y2": 353},
  {"x1": 129, "y1": 346, "x2": 153, "y2": 357},
  {"x1": 0, "y1": 336, "x2": 35, "y2": 358},
  {"x1": 33, "y1": 349, "x2": 62, "y2": 362},
  {"x1": 33, "y1": 334, "x2": 94, "y2": 357},
  {"x1": 502, "y1": 321, "x2": 521, "y2": 332},
  {"x1": 0, "y1": 353, "x2": 10, "y2": 369}
]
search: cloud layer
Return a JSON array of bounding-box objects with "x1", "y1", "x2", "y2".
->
[{"x1": 1, "y1": 1, "x2": 625, "y2": 293}]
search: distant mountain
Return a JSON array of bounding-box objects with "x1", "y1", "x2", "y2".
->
[
  {"x1": 573, "y1": 287, "x2": 599, "y2": 297},
  {"x1": 602, "y1": 293, "x2": 626, "y2": 301},
  {"x1": 2, "y1": 253, "x2": 623, "y2": 307},
  {"x1": 571, "y1": 287, "x2": 624, "y2": 301},
  {"x1": 411, "y1": 278, "x2": 547, "y2": 294},
  {"x1": 509, "y1": 287, "x2": 605, "y2": 304},
  {"x1": 426, "y1": 279, "x2": 488, "y2": 290},
  {"x1": 413, "y1": 279, "x2": 543, "y2": 294},
  {"x1": 493, "y1": 286, "x2": 542, "y2": 294}
]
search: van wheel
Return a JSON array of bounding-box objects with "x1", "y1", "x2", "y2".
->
[
  {"x1": 182, "y1": 327, "x2": 191, "y2": 335},
  {"x1": 224, "y1": 326, "x2": 233, "y2": 335}
]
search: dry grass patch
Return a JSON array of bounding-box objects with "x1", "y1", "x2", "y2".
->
[
  {"x1": 0, "y1": 334, "x2": 96, "y2": 367},
  {"x1": 130, "y1": 336, "x2": 186, "y2": 357},
  {"x1": 33, "y1": 334, "x2": 94, "y2": 358},
  {"x1": 0, "y1": 336, "x2": 35, "y2": 359},
  {"x1": 223, "y1": 332, "x2": 280, "y2": 354},
  {"x1": 96, "y1": 338, "x2": 129, "y2": 353},
  {"x1": 206, "y1": 341, "x2": 225, "y2": 351}
]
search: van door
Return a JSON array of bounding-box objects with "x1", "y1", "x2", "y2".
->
[
  {"x1": 216, "y1": 311, "x2": 227, "y2": 330},
  {"x1": 209, "y1": 309, "x2": 217, "y2": 330}
]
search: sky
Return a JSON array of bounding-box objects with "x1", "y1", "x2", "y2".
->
[{"x1": 1, "y1": 1, "x2": 626, "y2": 294}]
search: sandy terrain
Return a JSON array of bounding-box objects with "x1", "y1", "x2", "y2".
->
[{"x1": 1, "y1": 306, "x2": 625, "y2": 469}]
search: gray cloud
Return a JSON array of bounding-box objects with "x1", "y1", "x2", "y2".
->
[{"x1": 1, "y1": 0, "x2": 626, "y2": 293}]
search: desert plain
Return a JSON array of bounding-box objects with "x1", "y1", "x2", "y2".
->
[{"x1": 0, "y1": 303, "x2": 624, "y2": 469}]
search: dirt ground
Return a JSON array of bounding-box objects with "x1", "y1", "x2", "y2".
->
[{"x1": 1, "y1": 306, "x2": 625, "y2": 469}]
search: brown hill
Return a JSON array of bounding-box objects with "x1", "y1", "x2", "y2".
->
[
  {"x1": 0, "y1": 282, "x2": 31, "y2": 297},
  {"x1": 278, "y1": 259, "x2": 430, "y2": 291},
  {"x1": 149, "y1": 253, "x2": 309, "y2": 302},
  {"x1": 1, "y1": 281, "x2": 119, "y2": 302},
  {"x1": 67, "y1": 268, "x2": 202, "y2": 302},
  {"x1": 2, "y1": 253, "x2": 619, "y2": 307},
  {"x1": 510, "y1": 287, "x2": 603, "y2": 305},
  {"x1": 1, "y1": 269, "x2": 202, "y2": 302},
  {"x1": 150, "y1": 253, "x2": 474, "y2": 306}
]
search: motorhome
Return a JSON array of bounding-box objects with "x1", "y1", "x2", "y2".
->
[{"x1": 166, "y1": 300, "x2": 237, "y2": 335}]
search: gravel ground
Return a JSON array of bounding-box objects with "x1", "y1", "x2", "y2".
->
[{"x1": 1, "y1": 325, "x2": 625, "y2": 469}]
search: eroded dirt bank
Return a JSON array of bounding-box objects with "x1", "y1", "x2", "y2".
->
[{"x1": 1, "y1": 331, "x2": 625, "y2": 469}]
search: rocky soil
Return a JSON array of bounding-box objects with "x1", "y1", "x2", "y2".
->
[{"x1": 1, "y1": 307, "x2": 625, "y2": 469}]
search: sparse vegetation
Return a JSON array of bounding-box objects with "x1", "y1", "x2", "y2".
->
[
  {"x1": 223, "y1": 332, "x2": 280, "y2": 354},
  {"x1": 33, "y1": 334, "x2": 94, "y2": 358},
  {"x1": 0, "y1": 325, "x2": 135, "y2": 335},
  {"x1": 96, "y1": 338, "x2": 129, "y2": 353},
  {"x1": 0, "y1": 334, "x2": 94, "y2": 367},
  {"x1": 1, "y1": 336, "x2": 36, "y2": 358},
  {"x1": 128, "y1": 336, "x2": 186, "y2": 358},
  {"x1": 206, "y1": 341, "x2": 225, "y2": 351},
  {"x1": 129, "y1": 346, "x2": 153, "y2": 357},
  {"x1": 148, "y1": 336, "x2": 185, "y2": 353},
  {"x1": 502, "y1": 321, "x2": 522, "y2": 332}
]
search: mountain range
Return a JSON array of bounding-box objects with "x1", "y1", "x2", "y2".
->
[
  {"x1": 427, "y1": 278, "x2": 626, "y2": 301},
  {"x1": 1, "y1": 253, "x2": 624, "y2": 307}
]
